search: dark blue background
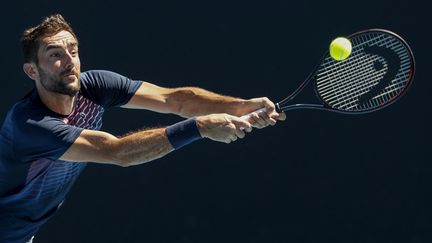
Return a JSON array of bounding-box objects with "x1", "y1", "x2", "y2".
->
[{"x1": 1, "y1": 0, "x2": 431, "y2": 242}]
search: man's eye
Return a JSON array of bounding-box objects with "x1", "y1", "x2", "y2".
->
[{"x1": 50, "y1": 52, "x2": 61, "y2": 58}]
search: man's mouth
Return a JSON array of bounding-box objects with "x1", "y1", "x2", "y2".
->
[
  {"x1": 61, "y1": 69, "x2": 77, "y2": 77},
  {"x1": 62, "y1": 71, "x2": 78, "y2": 84},
  {"x1": 63, "y1": 72, "x2": 76, "y2": 77}
]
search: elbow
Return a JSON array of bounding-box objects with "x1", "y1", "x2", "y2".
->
[
  {"x1": 116, "y1": 158, "x2": 133, "y2": 167},
  {"x1": 111, "y1": 151, "x2": 134, "y2": 167},
  {"x1": 115, "y1": 156, "x2": 152, "y2": 168}
]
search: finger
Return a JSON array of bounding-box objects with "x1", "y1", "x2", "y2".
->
[
  {"x1": 250, "y1": 113, "x2": 266, "y2": 128},
  {"x1": 261, "y1": 97, "x2": 276, "y2": 116},
  {"x1": 276, "y1": 112, "x2": 286, "y2": 121},
  {"x1": 230, "y1": 134, "x2": 238, "y2": 142},
  {"x1": 231, "y1": 117, "x2": 252, "y2": 130},
  {"x1": 258, "y1": 111, "x2": 276, "y2": 126},
  {"x1": 267, "y1": 110, "x2": 286, "y2": 122},
  {"x1": 235, "y1": 128, "x2": 246, "y2": 139},
  {"x1": 255, "y1": 113, "x2": 270, "y2": 128},
  {"x1": 269, "y1": 117, "x2": 277, "y2": 125},
  {"x1": 268, "y1": 110, "x2": 280, "y2": 119}
]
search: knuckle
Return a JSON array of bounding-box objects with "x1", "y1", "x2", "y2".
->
[
  {"x1": 223, "y1": 113, "x2": 230, "y2": 121},
  {"x1": 228, "y1": 123, "x2": 236, "y2": 130}
]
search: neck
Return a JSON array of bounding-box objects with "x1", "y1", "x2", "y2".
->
[{"x1": 36, "y1": 84, "x2": 76, "y2": 116}]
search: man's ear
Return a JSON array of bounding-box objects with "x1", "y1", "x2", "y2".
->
[{"x1": 23, "y1": 63, "x2": 39, "y2": 81}]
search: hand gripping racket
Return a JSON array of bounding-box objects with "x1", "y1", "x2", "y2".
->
[{"x1": 241, "y1": 29, "x2": 415, "y2": 120}]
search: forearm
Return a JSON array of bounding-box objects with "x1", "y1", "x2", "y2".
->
[
  {"x1": 111, "y1": 118, "x2": 202, "y2": 166},
  {"x1": 62, "y1": 128, "x2": 175, "y2": 166},
  {"x1": 63, "y1": 109, "x2": 279, "y2": 167},
  {"x1": 168, "y1": 87, "x2": 247, "y2": 117},
  {"x1": 125, "y1": 82, "x2": 271, "y2": 118},
  {"x1": 114, "y1": 128, "x2": 174, "y2": 166}
]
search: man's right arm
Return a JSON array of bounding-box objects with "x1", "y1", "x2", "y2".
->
[{"x1": 60, "y1": 113, "x2": 252, "y2": 167}]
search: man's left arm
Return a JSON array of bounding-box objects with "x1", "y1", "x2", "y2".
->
[{"x1": 122, "y1": 82, "x2": 286, "y2": 128}]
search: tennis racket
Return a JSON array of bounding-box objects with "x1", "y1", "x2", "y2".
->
[{"x1": 241, "y1": 29, "x2": 415, "y2": 119}]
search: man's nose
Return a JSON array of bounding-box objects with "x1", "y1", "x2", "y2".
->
[{"x1": 64, "y1": 52, "x2": 75, "y2": 70}]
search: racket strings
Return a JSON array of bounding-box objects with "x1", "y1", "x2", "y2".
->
[
  {"x1": 318, "y1": 57, "x2": 388, "y2": 97},
  {"x1": 323, "y1": 60, "x2": 411, "y2": 108},
  {"x1": 318, "y1": 37, "x2": 396, "y2": 96},
  {"x1": 318, "y1": 57, "x2": 411, "y2": 98},
  {"x1": 317, "y1": 43, "x2": 410, "y2": 94},
  {"x1": 334, "y1": 34, "x2": 408, "y2": 108},
  {"x1": 315, "y1": 32, "x2": 413, "y2": 112}
]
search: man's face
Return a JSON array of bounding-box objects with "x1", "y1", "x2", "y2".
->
[{"x1": 35, "y1": 30, "x2": 81, "y2": 96}]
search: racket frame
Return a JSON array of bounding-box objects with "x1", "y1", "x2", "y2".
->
[{"x1": 276, "y1": 29, "x2": 415, "y2": 114}]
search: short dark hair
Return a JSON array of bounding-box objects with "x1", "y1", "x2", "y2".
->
[{"x1": 21, "y1": 14, "x2": 78, "y2": 63}]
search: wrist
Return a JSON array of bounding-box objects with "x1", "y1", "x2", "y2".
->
[
  {"x1": 195, "y1": 116, "x2": 208, "y2": 138},
  {"x1": 234, "y1": 99, "x2": 260, "y2": 116},
  {"x1": 166, "y1": 118, "x2": 202, "y2": 150},
  {"x1": 231, "y1": 99, "x2": 250, "y2": 116}
]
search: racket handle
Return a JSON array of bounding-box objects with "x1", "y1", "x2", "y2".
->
[{"x1": 240, "y1": 107, "x2": 268, "y2": 121}]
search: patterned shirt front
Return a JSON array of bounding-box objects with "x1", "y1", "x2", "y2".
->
[{"x1": 0, "y1": 70, "x2": 142, "y2": 242}]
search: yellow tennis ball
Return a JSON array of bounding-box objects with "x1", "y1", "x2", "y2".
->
[{"x1": 329, "y1": 37, "x2": 352, "y2": 61}]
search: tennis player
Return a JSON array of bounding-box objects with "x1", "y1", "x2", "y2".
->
[{"x1": 0, "y1": 14, "x2": 285, "y2": 242}]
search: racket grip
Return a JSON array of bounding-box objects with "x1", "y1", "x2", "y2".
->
[{"x1": 240, "y1": 107, "x2": 268, "y2": 121}]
